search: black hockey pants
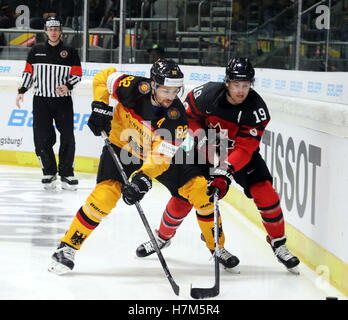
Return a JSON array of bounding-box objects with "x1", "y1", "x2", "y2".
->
[{"x1": 32, "y1": 96, "x2": 75, "y2": 177}]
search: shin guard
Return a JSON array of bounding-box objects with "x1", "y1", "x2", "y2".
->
[
  {"x1": 158, "y1": 196, "x2": 193, "y2": 240},
  {"x1": 249, "y1": 181, "x2": 285, "y2": 240}
]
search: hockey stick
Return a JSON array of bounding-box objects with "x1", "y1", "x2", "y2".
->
[
  {"x1": 190, "y1": 191, "x2": 220, "y2": 299},
  {"x1": 100, "y1": 131, "x2": 180, "y2": 296}
]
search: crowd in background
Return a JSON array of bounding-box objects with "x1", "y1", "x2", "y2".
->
[{"x1": 0, "y1": 0, "x2": 348, "y2": 70}]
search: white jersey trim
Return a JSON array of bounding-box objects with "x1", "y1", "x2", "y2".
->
[{"x1": 107, "y1": 72, "x2": 126, "y2": 95}]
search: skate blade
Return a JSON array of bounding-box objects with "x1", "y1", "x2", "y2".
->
[
  {"x1": 224, "y1": 264, "x2": 241, "y2": 274},
  {"x1": 43, "y1": 182, "x2": 57, "y2": 190},
  {"x1": 61, "y1": 182, "x2": 78, "y2": 191},
  {"x1": 287, "y1": 266, "x2": 300, "y2": 275},
  {"x1": 48, "y1": 260, "x2": 72, "y2": 275}
]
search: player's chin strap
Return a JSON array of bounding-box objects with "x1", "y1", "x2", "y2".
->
[
  {"x1": 151, "y1": 90, "x2": 161, "y2": 107},
  {"x1": 151, "y1": 83, "x2": 165, "y2": 108}
]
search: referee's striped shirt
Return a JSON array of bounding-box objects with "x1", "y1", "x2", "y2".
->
[{"x1": 19, "y1": 40, "x2": 82, "y2": 97}]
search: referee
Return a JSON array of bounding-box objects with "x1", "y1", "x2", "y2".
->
[{"x1": 16, "y1": 16, "x2": 82, "y2": 191}]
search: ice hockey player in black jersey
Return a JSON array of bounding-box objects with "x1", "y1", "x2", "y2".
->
[
  {"x1": 16, "y1": 16, "x2": 82, "y2": 191},
  {"x1": 137, "y1": 57, "x2": 300, "y2": 274}
]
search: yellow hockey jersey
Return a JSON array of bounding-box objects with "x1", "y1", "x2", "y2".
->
[{"x1": 92, "y1": 67, "x2": 188, "y2": 179}]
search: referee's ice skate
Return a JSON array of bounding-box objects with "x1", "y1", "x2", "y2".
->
[
  {"x1": 61, "y1": 176, "x2": 78, "y2": 191},
  {"x1": 41, "y1": 174, "x2": 57, "y2": 190}
]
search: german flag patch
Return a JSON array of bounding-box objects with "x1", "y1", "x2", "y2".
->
[
  {"x1": 167, "y1": 107, "x2": 180, "y2": 120},
  {"x1": 60, "y1": 50, "x2": 68, "y2": 58},
  {"x1": 138, "y1": 81, "x2": 151, "y2": 94}
]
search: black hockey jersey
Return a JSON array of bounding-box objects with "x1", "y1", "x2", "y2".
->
[{"x1": 184, "y1": 82, "x2": 270, "y2": 172}]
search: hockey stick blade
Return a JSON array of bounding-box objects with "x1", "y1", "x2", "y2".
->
[
  {"x1": 190, "y1": 284, "x2": 219, "y2": 299},
  {"x1": 169, "y1": 277, "x2": 180, "y2": 296},
  {"x1": 190, "y1": 192, "x2": 220, "y2": 299},
  {"x1": 190, "y1": 258, "x2": 220, "y2": 299}
]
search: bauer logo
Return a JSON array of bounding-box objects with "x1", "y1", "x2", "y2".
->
[
  {"x1": 82, "y1": 68, "x2": 101, "y2": 77},
  {"x1": 217, "y1": 74, "x2": 225, "y2": 82},
  {"x1": 290, "y1": 81, "x2": 303, "y2": 92},
  {"x1": 274, "y1": 79, "x2": 286, "y2": 91},
  {"x1": 261, "y1": 78, "x2": 272, "y2": 88},
  {"x1": 119, "y1": 70, "x2": 146, "y2": 77},
  {"x1": 307, "y1": 81, "x2": 321, "y2": 94},
  {"x1": 327, "y1": 84, "x2": 343, "y2": 97},
  {"x1": 0, "y1": 65, "x2": 11, "y2": 73},
  {"x1": 189, "y1": 72, "x2": 211, "y2": 82},
  {"x1": 7, "y1": 109, "x2": 90, "y2": 131}
]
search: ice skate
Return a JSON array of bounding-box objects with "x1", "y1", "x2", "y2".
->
[
  {"x1": 201, "y1": 233, "x2": 240, "y2": 272},
  {"x1": 42, "y1": 174, "x2": 57, "y2": 190},
  {"x1": 61, "y1": 176, "x2": 78, "y2": 191},
  {"x1": 136, "y1": 230, "x2": 171, "y2": 257},
  {"x1": 48, "y1": 242, "x2": 76, "y2": 275},
  {"x1": 267, "y1": 235, "x2": 300, "y2": 274},
  {"x1": 210, "y1": 247, "x2": 240, "y2": 273}
]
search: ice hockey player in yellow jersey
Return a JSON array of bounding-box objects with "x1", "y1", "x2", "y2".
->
[{"x1": 48, "y1": 59, "x2": 239, "y2": 275}]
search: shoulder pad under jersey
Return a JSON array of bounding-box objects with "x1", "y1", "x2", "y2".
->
[
  {"x1": 189, "y1": 82, "x2": 226, "y2": 113},
  {"x1": 112, "y1": 75, "x2": 152, "y2": 108},
  {"x1": 240, "y1": 90, "x2": 270, "y2": 127}
]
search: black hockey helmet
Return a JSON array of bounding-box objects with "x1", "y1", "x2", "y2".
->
[
  {"x1": 150, "y1": 58, "x2": 184, "y2": 88},
  {"x1": 225, "y1": 57, "x2": 255, "y2": 83},
  {"x1": 44, "y1": 16, "x2": 62, "y2": 30}
]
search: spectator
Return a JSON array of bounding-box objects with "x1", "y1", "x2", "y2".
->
[
  {"x1": 147, "y1": 43, "x2": 165, "y2": 63},
  {"x1": 101, "y1": 0, "x2": 120, "y2": 30},
  {"x1": 0, "y1": 2, "x2": 19, "y2": 28},
  {"x1": 89, "y1": 0, "x2": 106, "y2": 28}
]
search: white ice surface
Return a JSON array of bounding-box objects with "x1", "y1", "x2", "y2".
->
[{"x1": 0, "y1": 165, "x2": 346, "y2": 300}]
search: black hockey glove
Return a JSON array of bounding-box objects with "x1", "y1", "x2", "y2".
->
[
  {"x1": 207, "y1": 167, "x2": 234, "y2": 202},
  {"x1": 122, "y1": 172, "x2": 152, "y2": 205},
  {"x1": 87, "y1": 101, "x2": 114, "y2": 136}
]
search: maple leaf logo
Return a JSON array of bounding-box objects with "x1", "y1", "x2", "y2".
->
[{"x1": 207, "y1": 122, "x2": 235, "y2": 150}]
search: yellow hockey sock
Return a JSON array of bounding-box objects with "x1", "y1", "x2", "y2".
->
[
  {"x1": 61, "y1": 207, "x2": 100, "y2": 250},
  {"x1": 196, "y1": 211, "x2": 225, "y2": 251}
]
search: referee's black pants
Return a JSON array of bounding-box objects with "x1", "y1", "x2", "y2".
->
[{"x1": 32, "y1": 96, "x2": 75, "y2": 177}]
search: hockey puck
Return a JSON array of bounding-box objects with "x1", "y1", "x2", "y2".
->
[{"x1": 326, "y1": 296, "x2": 338, "y2": 300}]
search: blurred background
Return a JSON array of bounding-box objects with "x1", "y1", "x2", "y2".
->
[{"x1": 0, "y1": 0, "x2": 347, "y2": 71}]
